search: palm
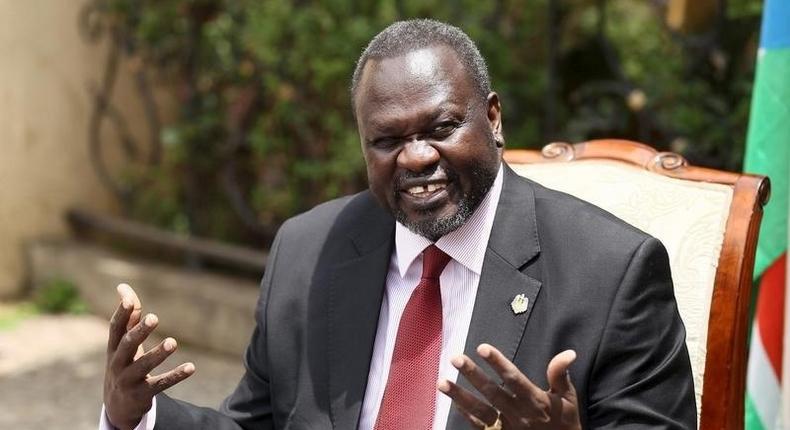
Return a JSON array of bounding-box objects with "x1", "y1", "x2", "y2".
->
[{"x1": 438, "y1": 344, "x2": 581, "y2": 430}]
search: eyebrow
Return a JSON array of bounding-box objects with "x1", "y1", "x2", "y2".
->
[{"x1": 367, "y1": 104, "x2": 463, "y2": 138}]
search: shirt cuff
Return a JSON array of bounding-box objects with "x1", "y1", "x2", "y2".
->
[{"x1": 98, "y1": 396, "x2": 157, "y2": 430}]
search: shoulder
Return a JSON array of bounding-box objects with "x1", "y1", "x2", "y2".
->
[
  {"x1": 523, "y1": 175, "x2": 654, "y2": 257},
  {"x1": 270, "y1": 189, "x2": 392, "y2": 263},
  {"x1": 277, "y1": 190, "x2": 378, "y2": 237}
]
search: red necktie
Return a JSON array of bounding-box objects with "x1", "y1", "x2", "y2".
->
[{"x1": 374, "y1": 245, "x2": 451, "y2": 430}]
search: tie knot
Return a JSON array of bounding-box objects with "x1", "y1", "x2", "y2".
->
[{"x1": 421, "y1": 245, "x2": 451, "y2": 280}]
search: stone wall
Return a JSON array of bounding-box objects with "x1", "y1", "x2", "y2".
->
[{"x1": 27, "y1": 240, "x2": 259, "y2": 356}]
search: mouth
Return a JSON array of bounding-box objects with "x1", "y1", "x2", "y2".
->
[
  {"x1": 398, "y1": 180, "x2": 451, "y2": 210},
  {"x1": 405, "y1": 182, "x2": 447, "y2": 197}
]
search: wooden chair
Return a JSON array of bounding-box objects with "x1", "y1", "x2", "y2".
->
[{"x1": 504, "y1": 139, "x2": 770, "y2": 429}]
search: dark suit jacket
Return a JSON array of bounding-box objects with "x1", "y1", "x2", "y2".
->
[{"x1": 155, "y1": 165, "x2": 696, "y2": 429}]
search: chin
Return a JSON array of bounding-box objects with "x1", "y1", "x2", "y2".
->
[
  {"x1": 388, "y1": 163, "x2": 497, "y2": 240},
  {"x1": 396, "y1": 204, "x2": 471, "y2": 241}
]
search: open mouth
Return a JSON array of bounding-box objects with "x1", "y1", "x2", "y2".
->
[
  {"x1": 399, "y1": 180, "x2": 451, "y2": 210},
  {"x1": 405, "y1": 183, "x2": 447, "y2": 197}
]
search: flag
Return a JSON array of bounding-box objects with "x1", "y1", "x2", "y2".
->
[{"x1": 744, "y1": 0, "x2": 790, "y2": 428}]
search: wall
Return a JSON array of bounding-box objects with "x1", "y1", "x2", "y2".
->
[{"x1": 0, "y1": 0, "x2": 166, "y2": 297}]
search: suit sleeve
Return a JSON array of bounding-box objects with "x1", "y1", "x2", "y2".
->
[
  {"x1": 586, "y1": 237, "x2": 697, "y2": 429},
  {"x1": 154, "y1": 226, "x2": 285, "y2": 430}
]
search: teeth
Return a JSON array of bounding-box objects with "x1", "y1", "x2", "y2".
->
[{"x1": 406, "y1": 183, "x2": 446, "y2": 195}]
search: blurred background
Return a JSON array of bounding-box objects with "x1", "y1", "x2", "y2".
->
[{"x1": 0, "y1": 0, "x2": 766, "y2": 428}]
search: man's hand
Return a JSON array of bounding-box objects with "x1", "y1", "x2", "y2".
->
[
  {"x1": 438, "y1": 344, "x2": 581, "y2": 430},
  {"x1": 103, "y1": 283, "x2": 195, "y2": 430}
]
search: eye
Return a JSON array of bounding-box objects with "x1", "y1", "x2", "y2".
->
[
  {"x1": 431, "y1": 121, "x2": 458, "y2": 139},
  {"x1": 370, "y1": 136, "x2": 400, "y2": 150}
]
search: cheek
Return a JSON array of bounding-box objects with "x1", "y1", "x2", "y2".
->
[{"x1": 365, "y1": 157, "x2": 396, "y2": 198}]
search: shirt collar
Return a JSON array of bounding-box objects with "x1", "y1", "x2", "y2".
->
[{"x1": 394, "y1": 163, "x2": 504, "y2": 277}]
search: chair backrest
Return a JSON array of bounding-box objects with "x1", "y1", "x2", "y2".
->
[{"x1": 504, "y1": 139, "x2": 769, "y2": 429}]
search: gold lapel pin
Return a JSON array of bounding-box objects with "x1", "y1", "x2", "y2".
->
[{"x1": 510, "y1": 294, "x2": 529, "y2": 315}]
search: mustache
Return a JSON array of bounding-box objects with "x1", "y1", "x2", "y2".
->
[{"x1": 393, "y1": 166, "x2": 458, "y2": 190}]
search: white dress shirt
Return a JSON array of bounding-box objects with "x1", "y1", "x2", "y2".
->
[
  {"x1": 359, "y1": 164, "x2": 503, "y2": 430},
  {"x1": 99, "y1": 398, "x2": 156, "y2": 430},
  {"x1": 100, "y1": 164, "x2": 503, "y2": 430}
]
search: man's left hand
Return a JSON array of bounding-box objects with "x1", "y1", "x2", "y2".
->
[{"x1": 438, "y1": 344, "x2": 581, "y2": 430}]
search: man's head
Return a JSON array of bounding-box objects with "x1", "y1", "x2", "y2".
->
[{"x1": 352, "y1": 19, "x2": 504, "y2": 241}]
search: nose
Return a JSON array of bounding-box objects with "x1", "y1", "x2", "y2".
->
[{"x1": 397, "y1": 138, "x2": 440, "y2": 173}]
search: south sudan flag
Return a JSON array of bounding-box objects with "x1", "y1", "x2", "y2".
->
[{"x1": 744, "y1": 0, "x2": 790, "y2": 428}]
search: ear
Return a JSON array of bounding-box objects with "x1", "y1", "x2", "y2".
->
[{"x1": 486, "y1": 92, "x2": 504, "y2": 147}]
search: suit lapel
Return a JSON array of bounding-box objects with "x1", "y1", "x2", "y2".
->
[
  {"x1": 327, "y1": 198, "x2": 394, "y2": 430},
  {"x1": 324, "y1": 168, "x2": 543, "y2": 429},
  {"x1": 446, "y1": 166, "x2": 543, "y2": 429}
]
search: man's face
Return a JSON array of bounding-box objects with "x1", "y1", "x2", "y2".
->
[{"x1": 354, "y1": 45, "x2": 503, "y2": 240}]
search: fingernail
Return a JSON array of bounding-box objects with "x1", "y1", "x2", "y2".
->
[
  {"x1": 163, "y1": 338, "x2": 176, "y2": 351},
  {"x1": 436, "y1": 380, "x2": 450, "y2": 392},
  {"x1": 145, "y1": 314, "x2": 158, "y2": 327},
  {"x1": 450, "y1": 356, "x2": 464, "y2": 368},
  {"x1": 477, "y1": 344, "x2": 490, "y2": 357},
  {"x1": 183, "y1": 363, "x2": 195, "y2": 373},
  {"x1": 121, "y1": 299, "x2": 131, "y2": 310}
]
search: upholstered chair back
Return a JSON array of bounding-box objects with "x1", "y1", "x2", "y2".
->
[{"x1": 504, "y1": 140, "x2": 769, "y2": 430}]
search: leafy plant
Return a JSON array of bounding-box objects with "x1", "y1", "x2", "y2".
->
[
  {"x1": 86, "y1": 0, "x2": 762, "y2": 247},
  {"x1": 34, "y1": 279, "x2": 87, "y2": 315}
]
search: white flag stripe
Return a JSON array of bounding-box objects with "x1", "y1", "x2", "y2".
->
[{"x1": 749, "y1": 323, "x2": 782, "y2": 428}]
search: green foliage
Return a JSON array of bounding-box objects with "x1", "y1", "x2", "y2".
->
[
  {"x1": 0, "y1": 302, "x2": 38, "y2": 331},
  {"x1": 34, "y1": 279, "x2": 87, "y2": 315},
  {"x1": 94, "y1": 0, "x2": 762, "y2": 246}
]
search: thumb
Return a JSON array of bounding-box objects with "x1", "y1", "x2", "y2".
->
[
  {"x1": 547, "y1": 349, "x2": 577, "y2": 398},
  {"x1": 134, "y1": 344, "x2": 146, "y2": 361}
]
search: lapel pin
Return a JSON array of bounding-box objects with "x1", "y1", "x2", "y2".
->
[{"x1": 510, "y1": 294, "x2": 529, "y2": 315}]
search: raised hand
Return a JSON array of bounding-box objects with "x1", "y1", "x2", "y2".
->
[
  {"x1": 103, "y1": 283, "x2": 195, "y2": 430},
  {"x1": 438, "y1": 343, "x2": 581, "y2": 430}
]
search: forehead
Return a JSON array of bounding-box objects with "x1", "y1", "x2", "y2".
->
[{"x1": 354, "y1": 46, "x2": 476, "y2": 131}]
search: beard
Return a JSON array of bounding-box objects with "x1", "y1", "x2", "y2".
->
[{"x1": 392, "y1": 159, "x2": 497, "y2": 241}]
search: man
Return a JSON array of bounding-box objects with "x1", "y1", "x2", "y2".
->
[{"x1": 101, "y1": 19, "x2": 696, "y2": 429}]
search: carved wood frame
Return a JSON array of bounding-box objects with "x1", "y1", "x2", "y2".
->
[{"x1": 504, "y1": 139, "x2": 770, "y2": 430}]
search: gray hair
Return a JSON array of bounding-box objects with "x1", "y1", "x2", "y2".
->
[{"x1": 351, "y1": 19, "x2": 491, "y2": 107}]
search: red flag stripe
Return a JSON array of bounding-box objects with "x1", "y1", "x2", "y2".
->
[{"x1": 756, "y1": 252, "x2": 787, "y2": 379}]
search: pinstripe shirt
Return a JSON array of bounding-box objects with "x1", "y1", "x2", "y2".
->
[{"x1": 359, "y1": 164, "x2": 504, "y2": 430}]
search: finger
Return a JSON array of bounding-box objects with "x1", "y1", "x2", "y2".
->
[
  {"x1": 112, "y1": 313, "x2": 158, "y2": 370},
  {"x1": 547, "y1": 349, "x2": 577, "y2": 398},
  {"x1": 457, "y1": 406, "x2": 490, "y2": 429},
  {"x1": 146, "y1": 362, "x2": 196, "y2": 395},
  {"x1": 451, "y1": 354, "x2": 519, "y2": 414},
  {"x1": 117, "y1": 283, "x2": 142, "y2": 331},
  {"x1": 123, "y1": 337, "x2": 179, "y2": 382},
  {"x1": 133, "y1": 343, "x2": 146, "y2": 361},
  {"x1": 107, "y1": 296, "x2": 134, "y2": 354},
  {"x1": 477, "y1": 343, "x2": 543, "y2": 400},
  {"x1": 438, "y1": 379, "x2": 500, "y2": 426}
]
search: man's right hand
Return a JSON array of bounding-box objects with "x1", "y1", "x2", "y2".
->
[{"x1": 103, "y1": 283, "x2": 196, "y2": 430}]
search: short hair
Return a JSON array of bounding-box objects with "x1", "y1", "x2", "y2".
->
[{"x1": 351, "y1": 19, "x2": 491, "y2": 107}]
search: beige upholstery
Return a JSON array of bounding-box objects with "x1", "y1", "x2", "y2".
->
[{"x1": 510, "y1": 159, "x2": 734, "y2": 420}]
